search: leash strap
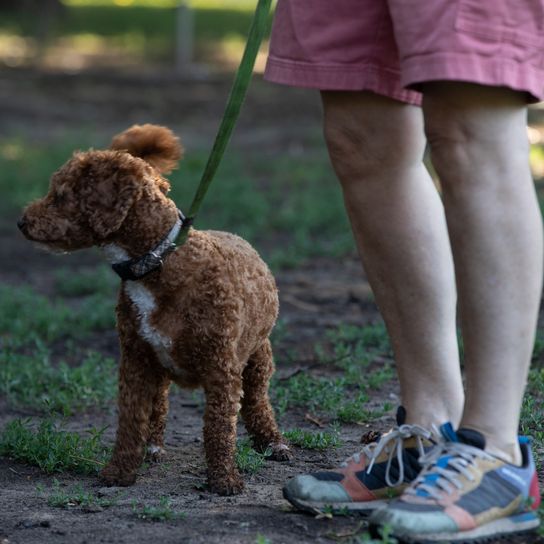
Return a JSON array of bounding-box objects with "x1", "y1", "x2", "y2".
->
[{"x1": 175, "y1": 0, "x2": 272, "y2": 245}]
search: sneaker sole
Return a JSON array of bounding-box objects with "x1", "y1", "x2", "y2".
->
[
  {"x1": 370, "y1": 511, "x2": 540, "y2": 543},
  {"x1": 282, "y1": 486, "x2": 389, "y2": 516}
]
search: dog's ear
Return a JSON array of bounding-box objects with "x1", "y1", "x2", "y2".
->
[
  {"x1": 110, "y1": 124, "x2": 183, "y2": 175},
  {"x1": 77, "y1": 151, "x2": 146, "y2": 239}
]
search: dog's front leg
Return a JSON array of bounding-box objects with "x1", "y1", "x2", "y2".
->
[
  {"x1": 145, "y1": 375, "x2": 171, "y2": 462},
  {"x1": 203, "y1": 375, "x2": 244, "y2": 495},
  {"x1": 101, "y1": 335, "x2": 164, "y2": 487}
]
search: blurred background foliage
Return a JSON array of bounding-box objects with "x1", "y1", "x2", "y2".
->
[
  {"x1": 0, "y1": 0, "x2": 268, "y2": 71},
  {"x1": 1, "y1": 0, "x2": 543, "y2": 186}
]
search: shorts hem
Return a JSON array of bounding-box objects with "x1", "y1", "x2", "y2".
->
[
  {"x1": 264, "y1": 57, "x2": 422, "y2": 106},
  {"x1": 401, "y1": 52, "x2": 544, "y2": 103}
]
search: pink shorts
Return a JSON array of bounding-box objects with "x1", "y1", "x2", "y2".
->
[{"x1": 264, "y1": 0, "x2": 544, "y2": 105}]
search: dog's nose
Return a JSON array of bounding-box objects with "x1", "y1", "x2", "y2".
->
[{"x1": 17, "y1": 217, "x2": 27, "y2": 232}]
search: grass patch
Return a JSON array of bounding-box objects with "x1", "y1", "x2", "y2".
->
[
  {"x1": 0, "y1": 345, "x2": 117, "y2": 414},
  {"x1": 235, "y1": 438, "x2": 270, "y2": 474},
  {"x1": 0, "y1": 284, "x2": 115, "y2": 347},
  {"x1": 521, "y1": 368, "x2": 544, "y2": 458},
  {"x1": 532, "y1": 328, "x2": 544, "y2": 363},
  {"x1": 516, "y1": 326, "x2": 544, "y2": 466},
  {"x1": 74, "y1": 293, "x2": 117, "y2": 331},
  {"x1": 326, "y1": 322, "x2": 392, "y2": 357},
  {"x1": 272, "y1": 373, "x2": 389, "y2": 423},
  {"x1": 54, "y1": 265, "x2": 117, "y2": 297},
  {"x1": 0, "y1": 284, "x2": 74, "y2": 345},
  {"x1": 272, "y1": 323, "x2": 395, "y2": 422},
  {"x1": 131, "y1": 496, "x2": 186, "y2": 522},
  {"x1": 283, "y1": 428, "x2": 342, "y2": 450},
  {"x1": 352, "y1": 526, "x2": 399, "y2": 544},
  {"x1": 37, "y1": 479, "x2": 121, "y2": 508},
  {"x1": 0, "y1": 418, "x2": 110, "y2": 474}
]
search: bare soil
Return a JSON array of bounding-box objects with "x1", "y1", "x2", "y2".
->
[{"x1": 0, "y1": 67, "x2": 542, "y2": 544}]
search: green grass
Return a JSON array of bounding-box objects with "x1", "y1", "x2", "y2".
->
[
  {"x1": 521, "y1": 367, "x2": 544, "y2": 453},
  {"x1": 0, "y1": 418, "x2": 110, "y2": 474},
  {"x1": 283, "y1": 428, "x2": 342, "y2": 450},
  {"x1": 532, "y1": 328, "x2": 544, "y2": 362},
  {"x1": 235, "y1": 438, "x2": 270, "y2": 474},
  {"x1": 0, "y1": 279, "x2": 118, "y2": 414},
  {"x1": 54, "y1": 265, "x2": 117, "y2": 297},
  {"x1": 326, "y1": 322, "x2": 392, "y2": 357},
  {"x1": 131, "y1": 496, "x2": 186, "y2": 522},
  {"x1": 0, "y1": 284, "x2": 74, "y2": 345},
  {"x1": 272, "y1": 322, "x2": 395, "y2": 421},
  {"x1": 37, "y1": 479, "x2": 121, "y2": 508},
  {"x1": 351, "y1": 526, "x2": 398, "y2": 544},
  {"x1": 0, "y1": 283, "x2": 115, "y2": 346},
  {"x1": 317, "y1": 322, "x2": 394, "y2": 387},
  {"x1": 0, "y1": 345, "x2": 117, "y2": 414},
  {"x1": 272, "y1": 373, "x2": 390, "y2": 423}
]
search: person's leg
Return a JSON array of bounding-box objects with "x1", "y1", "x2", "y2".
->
[
  {"x1": 281, "y1": 91, "x2": 463, "y2": 514},
  {"x1": 369, "y1": 83, "x2": 542, "y2": 541},
  {"x1": 322, "y1": 90, "x2": 464, "y2": 428},
  {"x1": 422, "y1": 82, "x2": 543, "y2": 465}
]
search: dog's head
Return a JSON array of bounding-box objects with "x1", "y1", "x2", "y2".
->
[{"x1": 18, "y1": 124, "x2": 183, "y2": 252}]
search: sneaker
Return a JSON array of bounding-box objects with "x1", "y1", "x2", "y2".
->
[
  {"x1": 282, "y1": 407, "x2": 435, "y2": 515},
  {"x1": 369, "y1": 423, "x2": 541, "y2": 543}
]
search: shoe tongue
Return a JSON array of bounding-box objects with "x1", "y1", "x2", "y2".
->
[
  {"x1": 456, "y1": 428, "x2": 486, "y2": 450},
  {"x1": 396, "y1": 406, "x2": 407, "y2": 426}
]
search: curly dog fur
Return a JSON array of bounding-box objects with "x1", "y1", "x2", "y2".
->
[{"x1": 19, "y1": 124, "x2": 291, "y2": 495}]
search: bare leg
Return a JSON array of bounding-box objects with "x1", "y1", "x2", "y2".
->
[
  {"x1": 423, "y1": 83, "x2": 543, "y2": 464},
  {"x1": 322, "y1": 91, "x2": 464, "y2": 428},
  {"x1": 241, "y1": 339, "x2": 291, "y2": 460},
  {"x1": 146, "y1": 376, "x2": 171, "y2": 462}
]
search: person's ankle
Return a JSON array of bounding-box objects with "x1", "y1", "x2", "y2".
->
[
  {"x1": 459, "y1": 421, "x2": 522, "y2": 465},
  {"x1": 485, "y1": 439, "x2": 523, "y2": 466},
  {"x1": 403, "y1": 409, "x2": 460, "y2": 430}
]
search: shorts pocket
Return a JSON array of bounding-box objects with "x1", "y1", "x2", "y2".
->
[{"x1": 455, "y1": 0, "x2": 544, "y2": 47}]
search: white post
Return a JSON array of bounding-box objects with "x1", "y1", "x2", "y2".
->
[{"x1": 176, "y1": 0, "x2": 194, "y2": 75}]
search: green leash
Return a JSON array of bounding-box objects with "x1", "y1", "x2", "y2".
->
[{"x1": 175, "y1": 0, "x2": 272, "y2": 245}]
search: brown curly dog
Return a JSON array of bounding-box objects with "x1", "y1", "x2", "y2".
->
[{"x1": 18, "y1": 124, "x2": 291, "y2": 495}]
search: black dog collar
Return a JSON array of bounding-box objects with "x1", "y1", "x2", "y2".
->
[{"x1": 110, "y1": 209, "x2": 191, "y2": 281}]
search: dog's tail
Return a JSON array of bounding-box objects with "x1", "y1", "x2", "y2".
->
[{"x1": 110, "y1": 124, "x2": 183, "y2": 175}]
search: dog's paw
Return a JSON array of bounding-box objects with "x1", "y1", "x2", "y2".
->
[
  {"x1": 99, "y1": 463, "x2": 137, "y2": 487},
  {"x1": 208, "y1": 473, "x2": 245, "y2": 496},
  {"x1": 268, "y1": 442, "x2": 293, "y2": 462},
  {"x1": 145, "y1": 444, "x2": 167, "y2": 463}
]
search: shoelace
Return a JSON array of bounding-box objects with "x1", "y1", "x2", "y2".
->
[
  {"x1": 340, "y1": 424, "x2": 434, "y2": 487},
  {"x1": 405, "y1": 441, "x2": 493, "y2": 501}
]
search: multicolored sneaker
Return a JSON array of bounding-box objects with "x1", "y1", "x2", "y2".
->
[
  {"x1": 369, "y1": 424, "x2": 541, "y2": 543},
  {"x1": 282, "y1": 407, "x2": 435, "y2": 515}
]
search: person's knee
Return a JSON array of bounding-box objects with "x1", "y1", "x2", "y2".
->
[
  {"x1": 423, "y1": 111, "x2": 478, "y2": 184},
  {"x1": 322, "y1": 91, "x2": 425, "y2": 185},
  {"x1": 422, "y1": 84, "x2": 530, "y2": 192}
]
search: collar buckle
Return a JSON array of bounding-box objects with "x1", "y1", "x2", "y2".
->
[{"x1": 110, "y1": 209, "x2": 184, "y2": 281}]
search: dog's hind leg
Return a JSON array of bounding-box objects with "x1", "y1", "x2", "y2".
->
[
  {"x1": 241, "y1": 339, "x2": 292, "y2": 461},
  {"x1": 100, "y1": 323, "x2": 165, "y2": 487},
  {"x1": 146, "y1": 376, "x2": 171, "y2": 463}
]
